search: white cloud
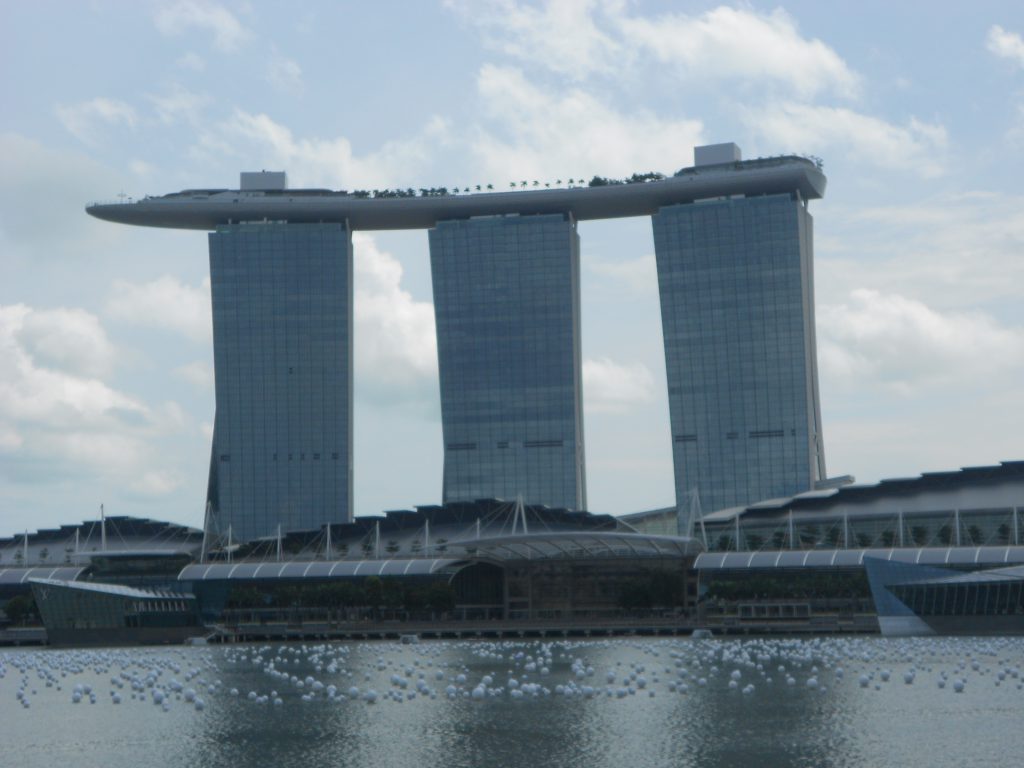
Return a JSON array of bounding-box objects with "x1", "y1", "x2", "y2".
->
[
  {"x1": 449, "y1": 2, "x2": 858, "y2": 98},
  {"x1": 0, "y1": 304, "x2": 186, "y2": 491},
  {"x1": 154, "y1": 1, "x2": 250, "y2": 52},
  {"x1": 583, "y1": 356, "x2": 654, "y2": 413},
  {"x1": 148, "y1": 85, "x2": 211, "y2": 126},
  {"x1": 55, "y1": 97, "x2": 137, "y2": 144},
  {"x1": 620, "y1": 6, "x2": 859, "y2": 99},
  {"x1": 175, "y1": 360, "x2": 214, "y2": 390},
  {"x1": 106, "y1": 275, "x2": 211, "y2": 342},
  {"x1": 588, "y1": 254, "x2": 657, "y2": 295},
  {"x1": 987, "y1": 25, "x2": 1024, "y2": 67},
  {"x1": 194, "y1": 110, "x2": 451, "y2": 189},
  {"x1": 14, "y1": 307, "x2": 118, "y2": 379},
  {"x1": 130, "y1": 469, "x2": 184, "y2": 496},
  {"x1": 818, "y1": 289, "x2": 1024, "y2": 395},
  {"x1": 817, "y1": 194, "x2": 1024, "y2": 308},
  {"x1": 176, "y1": 51, "x2": 206, "y2": 71},
  {"x1": 745, "y1": 102, "x2": 947, "y2": 178},
  {"x1": 0, "y1": 133, "x2": 122, "y2": 254},
  {"x1": 447, "y1": 0, "x2": 626, "y2": 81},
  {"x1": 472, "y1": 65, "x2": 703, "y2": 181},
  {"x1": 268, "y1": 52, "x2": 303, "y2": 93},
  {"x1": 353, "y1": 234, "x2": 437, "y2": 405}
]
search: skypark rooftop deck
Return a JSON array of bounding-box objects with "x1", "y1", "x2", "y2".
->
[{"x1": 87, "y1": 155, "x2": 825, "y2": 231}]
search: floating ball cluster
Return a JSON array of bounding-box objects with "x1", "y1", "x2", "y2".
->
[{"x1": 3, "y1": 636, "x2": 1024, "y2": 718}]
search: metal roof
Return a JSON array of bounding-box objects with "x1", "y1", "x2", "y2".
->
[
  {"x1": 0, "y1": 566, "x2": 86, "y2": 585},
  {"x1": 28, "y1": 577, "x2": 194, "y2": 600},
  {"x1": 694, "y1": 546, "x2": 1024, "y2": 571},
  {"x1": 704, "y1": 461, "x2": 1024, "y2": 521},
  {"x1": 447, "y1": 531, "x2": 702, "y2": 561},
  {"x1": 177, "y1": 558, "x2": 463, "y2": 582},
  {"x1": 893, "y1": 563, "x2": 1024, "y2": 587}
]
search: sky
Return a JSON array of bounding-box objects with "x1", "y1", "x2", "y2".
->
[{"x1": 2, "y1": 0, "x2": 1024, "y2": 536}]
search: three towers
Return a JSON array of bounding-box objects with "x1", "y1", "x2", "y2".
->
[{"x1": 88, "y1": 145, "x2": 828, "y2": 541}]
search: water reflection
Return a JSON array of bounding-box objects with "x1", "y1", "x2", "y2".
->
[{"x1": 3, "y1": 637, "x2": 1024, "y2": 768}]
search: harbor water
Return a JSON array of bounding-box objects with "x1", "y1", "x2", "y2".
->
[{"x1": 3, "y1": 636, "x2": 1024, "y2": 768}]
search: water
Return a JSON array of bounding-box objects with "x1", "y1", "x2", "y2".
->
[{"x1": 3, "y1": 636, "x2": 1023, "y2": 768}]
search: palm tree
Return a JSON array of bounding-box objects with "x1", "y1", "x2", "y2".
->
[
  {"x1": 475, "y1": 185, "x2": 481, "y2": 192},
  {"x1": 486, "y1": 184, "x2": 493, "y2": 190},
  {"x1": 532, "y1": 180, "x2": 539, "y2": 187},
  {"x1": 556, "y1": 179, "x2": 562, "y2": 185},
  {"x1": 520, "y1": 180, "x2": 527, "y2": 188}
]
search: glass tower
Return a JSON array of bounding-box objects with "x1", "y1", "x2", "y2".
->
[
  {"x1": 429, "y1": 214, "x2": 586, "y2": 510},
  {"x1": 206, "y1": 223, "x2": 353, "y2": 542},
  {"x1": 653, "y1": 193, "x2": 826, "y2": 528}
]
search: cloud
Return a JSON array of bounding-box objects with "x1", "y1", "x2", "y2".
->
[
  {"x1": 471, "y1": 65, "x2": 703, "y2": 181},
  {"x1": 106, "y1": 275, "x2": 211, "y2": 342},
  {"x1": 449, "y1": 2, "x2": 858, "y2": 98},
  {"x1": 268, "y1": 51, "x2": 303, "y2": 93},
  {"x1": 987, "y1": 25, "x2": 1024, "y2": 67},
  {"x1": 148, "y1": 85, "x2": 211, "y2": 126},
  {"x1": 588, "y1": 254, "x2": 657, "y2": 295},
  {"x1": 174, "y1": 360, "x2": 214, "y2": 390},
  {"x1": 620, "y1": 6, "x2": 860, "y2": 99},
  {"x1": 818, "y1": 193, "x2": 1024, "y2": 308},
  {"x1": 55, "y1": 97, "x2": 137, "y2": 144},
  {"x1": 129, "y1": 469, "x2": 184, "y2": 497},
  {"x1": 447, "y1": 0, "x2": 626, "y2": 81},
  {"x1": 583, "y1": 356, "x2": 654, "y2": 413},
  {"x1": 194, "y1": 110, "x2": 451, "y2": 188},
  {"x1": 154, "y1": 0, "x2": 250, "y2": 52},
  {"x1": 14, "y1": 307, "x2": 118, "y2": 379},
  {"x1": 745, "y1": 102, "x2": 947, "y2": 177},
  {"x1": 353, "y1": 234, "x2": 438, "y2": 406},
  {"x1": 0, "y1": 133, "x2": 122, "y2": 254},
  {"x1": 818, "y1": 289, "x2": 1024, "y2": 395},
  {"x1": 176, "y1": 51, "x2": 207, "y2": 71},
  {"x1": 0, "y1": 304, "x2": 187, "y2": 493}
]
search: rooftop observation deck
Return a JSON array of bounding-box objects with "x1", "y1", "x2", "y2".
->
[{"x1": 86, "y1": 155, "x2": 826, "y2": 232}]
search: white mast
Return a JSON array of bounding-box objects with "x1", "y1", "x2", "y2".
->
[
  {"x1": 100, "y1": 503, "x2": 106, "y2": 551},
  {"x1": 23, "y1": 530, "x2": 29, "y2": 565},
  {"x1": 325, "y1": 524, "x2": 332, "y2": 560},
  {"x1": 424, "y1": 520, "x2": 430, "y2": 557},
  {"x1": 374, "y1": 521, "x2": 381, "y2": 559},
  {"x1": 200, "y1": 501, "x2": 211, "y2": 563},
  {"x1": 227, "y1": 525, "x2": 233, "y2": 564},
  {"x1": 276, "y1": 524, "x2": 282, "y2": 562}
]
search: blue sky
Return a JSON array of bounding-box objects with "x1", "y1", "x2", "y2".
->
[{"x1": 2, "y1": 0, "x2": 1024, "y2": 535}]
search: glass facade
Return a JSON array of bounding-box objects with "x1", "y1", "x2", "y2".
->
[
  {"x1": 653, "y1": 194, "x2": 826, "y2": 526},
  {"x1": 429, "y1": 214, "x2": 586, "y2": 510},
  {"x1": 207, "y1": 223, "x2": 353, "y2": 542}
]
